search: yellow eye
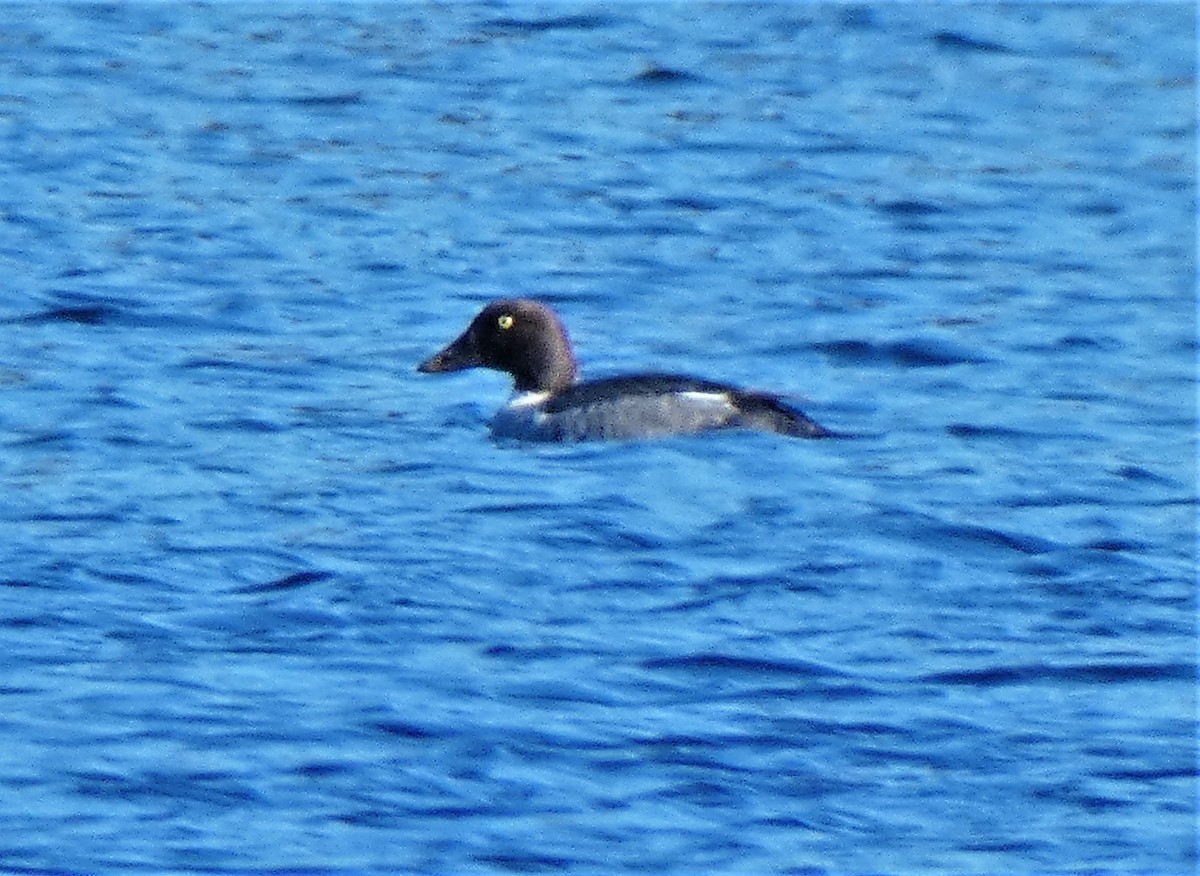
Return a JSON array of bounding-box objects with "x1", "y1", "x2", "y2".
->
[{"x1": 497, "y1": 314, "x2": 514, "y2": 330}]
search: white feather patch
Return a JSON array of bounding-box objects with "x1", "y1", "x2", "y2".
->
[
  {"x1": 509, "y1": 390, "x2": 551, "y2": 408},
  {"x1": 678, "y1": 390, "x2": 735, "y2": 410}
]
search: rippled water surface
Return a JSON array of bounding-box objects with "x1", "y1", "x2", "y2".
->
[{"x1": 0, "y1": 3, "x2": 1195, "y2": 872}]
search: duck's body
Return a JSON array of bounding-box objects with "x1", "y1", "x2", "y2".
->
[{"x1": 418, "y1": 299, "x2": 836, "y2": 442}]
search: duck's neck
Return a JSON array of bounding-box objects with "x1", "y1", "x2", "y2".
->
[{"x1": 515, "y1": 337, "x2": 577, "y2": 392}]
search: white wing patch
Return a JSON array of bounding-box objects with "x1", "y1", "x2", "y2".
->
[
  {"x1": 678, "y1": 391, "x2": 735, "y2": 411},
  {"x1": 492, "y1": 392, "x2": 553, "y2": 439},
  {"x1": 509, "y1": 390, "x2": 551, "y2": 408}
]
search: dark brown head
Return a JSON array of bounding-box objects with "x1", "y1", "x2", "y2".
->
[{"x1": 417, "y1": 299, "x2": 579, "y2": 393}]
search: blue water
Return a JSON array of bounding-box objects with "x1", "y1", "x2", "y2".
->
[{"x1": 0, "y1": 3, "x2": 1194, "y2": 872}]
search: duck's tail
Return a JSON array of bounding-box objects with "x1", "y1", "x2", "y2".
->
[{"x1": 733, "y1": 392, "x2": 844, "y2": 439}]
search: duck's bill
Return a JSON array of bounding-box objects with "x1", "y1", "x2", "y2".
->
[{"x1": 417, "y1": 330, "x2": 480, "y2": 374}]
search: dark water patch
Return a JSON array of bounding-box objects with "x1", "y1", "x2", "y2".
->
[
  {"x1": 925, "y1": 661, "x2": 1194, "y2": 687},
  {"x1": 802, "y1": 138, "x2": 875, "y2": 156},
  {"x1": 1056, "y1": 333, "x2": 1114, "y2": 351},
  {"x1": 1017, "y1": 558, "x2": 1069, "y2": 580},
  {"x1": 815, "y1": 337, "x2": 982, "y2": 367},
  {"x1": 660, "y1": 576, "x2": 821, "y2": 611},
  {"x1": 72, "y1": 768, "x2": 262, "y2": 807},
  {"x1": 1002, "y1": 492, "x2": 1108, "y2": 510},
  {"x1": 663, "y1": 195, "x2": 719, "y2": 212},
  {"x1": 89, "y1": 568, "x2": 163, "y2": 587},
  {"x1": 634, "y1": 63, "x2": 701, "y2": 84},
  {"x1": 336, "y1": 808, "x2": 397, "y2": 829},
  {"x1": 483, "y1": 14, "x2": 613, "y2": 34},
  {"x1": 545, "y1": 520, "x2": 668, "y2": 553},
  {"x1": 959, "y1": 838, "x2": 1052, "y2": 855},
  {"x1": 13, "y1": 302, "x2": 238, "y2": 333},
  {"x1": 465, "y1": 501, "x2": 572, "y2": 515},
  {"x1": 660, "y1": 779, "x2": 743, "y2": 807},
  {"x1": 26, "y1": 510, "x2": 124, "y2": 525},
  {"x1": 1077, "y1": 794, "x2": 1135, "y2": 812},
  {"x1": 91, "y1": 386, "x2": 140, "y2": 410},
  {"x1": 86, "y1": 188, "x2": 141, "y2": 201},
  {"x1": 232, "y1": 570, "x2": 334, "y2": 594},
  {"x1": 774, "y1": 716, "x2": 910, "y2": 740},
  {"x1": 439, "y1": 110, "x2": 489, "y2": 126},
  {"x1": 360, "y1": 260, "x2": 405, "y2": 274},
  {"x1": 946, "y1": 423, "x2": 1034, "y2": 441},
  {"x1": 0, "y1": 367, "x2": 27, "y2": 387},
  {"x1": 484, "y1": 643, "x2": 578, "y2": 661},
  {"x1": 925, "y1": 520, "x2": 1056, "y2": 556},
  {"x1": 826, "y1": 266, "x2": 916, "y2": 281},
  {"x1": 2, "y1": 613, "x2": 68, "y2": 630},
  {"x1": 6, "y1": 429, "x2": 72, "y2": 448},
  {"x1": 294, "y1": 760, "x2": 355, "y2": 779},
  {"x1": 839, "y1": 6, "x2": 877, "y2": 29},
  {"x1": 472, "y1": 852, "x2": 574, "y2": 872},
  {"x1": 642, "y1": 653, "x2": 846, "y2": 681},
  {"x1": 54, "y1": 265, "x2": 105, "y2": 280},
  {"x1": 873, "y1": 198, "x2": 947, "y2": 218},
  {"x1": 286, "y1": 92, "x2": 363, "y2": 107},
  {"x1": 1074, "y1": 199, "x2": 1122, "y2": 217},
  {"x1": 1114, "y1": 464, "x2": 1179, "y2": 486},
  {"x1": 1085, "y1": 538, "x2": 1144, "y2": 553},
  {"x1": 1097, "y1": 765, "x2": 1196, "y2": 781},
  {"x1": 18, "y1": 304, "x2": 123, "y2": 325},
  {"x1": 144, "y1": 771, "x2": 263, "y2": 808},
  {"x1": 933, "y1": 30, "x2": 1014, "y2": 54},
  {"x1": 189, "y1": 416, "x2": 285, "y2": 434},
  {"x1": 373, "y1": 719, "x2": 438, "y2": 740}
]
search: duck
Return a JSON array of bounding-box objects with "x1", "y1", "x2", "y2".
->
[{"x1": 417, "y1": 299, "x2": 838, "y2": 442}]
